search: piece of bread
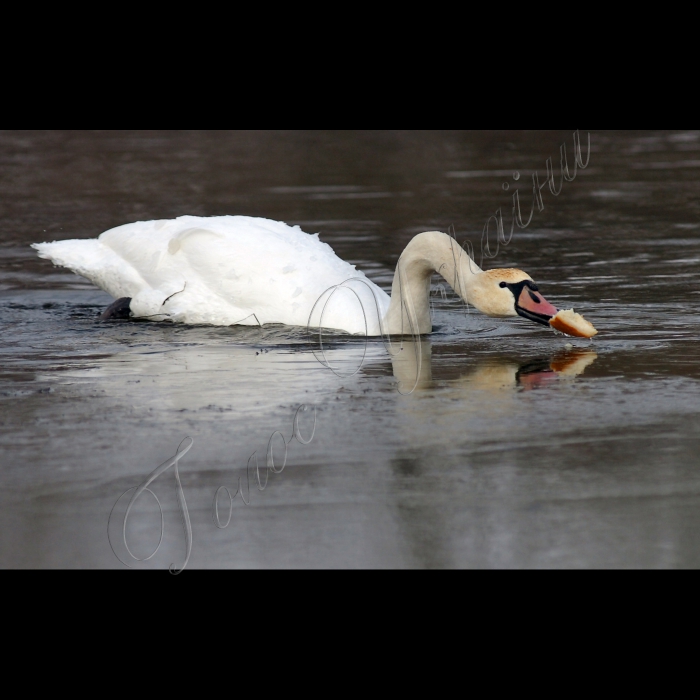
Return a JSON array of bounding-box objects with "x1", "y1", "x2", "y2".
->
[{"x1": 550, "y1": 309, "x2": 598, "y2": 338}]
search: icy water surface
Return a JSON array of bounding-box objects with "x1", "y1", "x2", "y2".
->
[{"x1": 1, "y1": 130, "x2": 700, "y2": 569}]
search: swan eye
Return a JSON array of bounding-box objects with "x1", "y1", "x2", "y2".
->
[{"x1": 499, "y1": 282, "x2": 507, "y2": 289}]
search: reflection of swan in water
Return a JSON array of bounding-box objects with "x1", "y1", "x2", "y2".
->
[
  {"x1": 36, "y1": 341, "x2": 391, "y2": 415},
  {"x1": 391, "y1": 340, "x2": 598, "y2": 393},
  {"x1": 33, "y1": 217, "x2": 573, "y2": 336},
  {"x1": 385, "y1": 343, "x2": 598, "y2": 567}
]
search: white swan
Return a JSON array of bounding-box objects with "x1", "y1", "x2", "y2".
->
[{"x1": 33, "y1": 215, "x2": 561, "y2": 336}]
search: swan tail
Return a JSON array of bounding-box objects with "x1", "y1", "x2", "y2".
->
[
  {"x1": 33, "y1": 239, "x2": 104, "y2": 272},
  {"x1": 32, "y1": 239, "x2": 145, "y2": 300}
]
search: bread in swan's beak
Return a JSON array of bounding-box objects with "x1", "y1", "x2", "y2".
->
[{"x1": 550, "y1": 310, "x2": 598, "y2": 338}]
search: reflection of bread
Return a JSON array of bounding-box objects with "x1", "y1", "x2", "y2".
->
[
  {"x1": 550, "y1": 350, "x2": 598, "y2": 375},
  {"x1": 550, "y1": 310, "x2": 598, "y2": 338}
]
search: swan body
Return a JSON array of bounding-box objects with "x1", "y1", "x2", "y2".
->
[
  {"x1": 34, "y1": 216, "x2": 391, "y2": 334},
  {"x1": 33, "y1": 215, "x2": 564, "y2": 336}
]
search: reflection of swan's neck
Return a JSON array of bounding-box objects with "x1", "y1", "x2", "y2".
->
[
  {"x1": 384, "y1": 232, "x2": 481, "y2": 335},
  {"x1": 391, "y1": 341, "x2": 434, "y2": 391}
]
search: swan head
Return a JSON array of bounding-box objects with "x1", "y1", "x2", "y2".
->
[{"x1": 470, "y1": 269, "x2": 559, "y2": 326}]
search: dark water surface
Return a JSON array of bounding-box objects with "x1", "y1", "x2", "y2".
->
[{"x1": 1, "y1": 130, "x2": 700, "y2": 569}]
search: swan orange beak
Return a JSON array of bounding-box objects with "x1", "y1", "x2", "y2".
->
[{"x1": 514, "y1": 285, "x2": 559, "y2": 327}]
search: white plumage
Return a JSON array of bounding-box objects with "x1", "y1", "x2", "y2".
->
[
  {"x1": 33, "y1": 216, "x2": 390, "y2": 334},
  {"x1": 34, "y1": 217, "x2": 576, "y2": 338}
]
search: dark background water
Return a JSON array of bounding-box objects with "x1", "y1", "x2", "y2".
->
[{"x1": 1, "y1": 130, "x2": 699, "y2": 569}]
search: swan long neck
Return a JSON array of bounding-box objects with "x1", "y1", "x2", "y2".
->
[{"x1": 383, "y1": 231, "x2": 482, "y2": 335}]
